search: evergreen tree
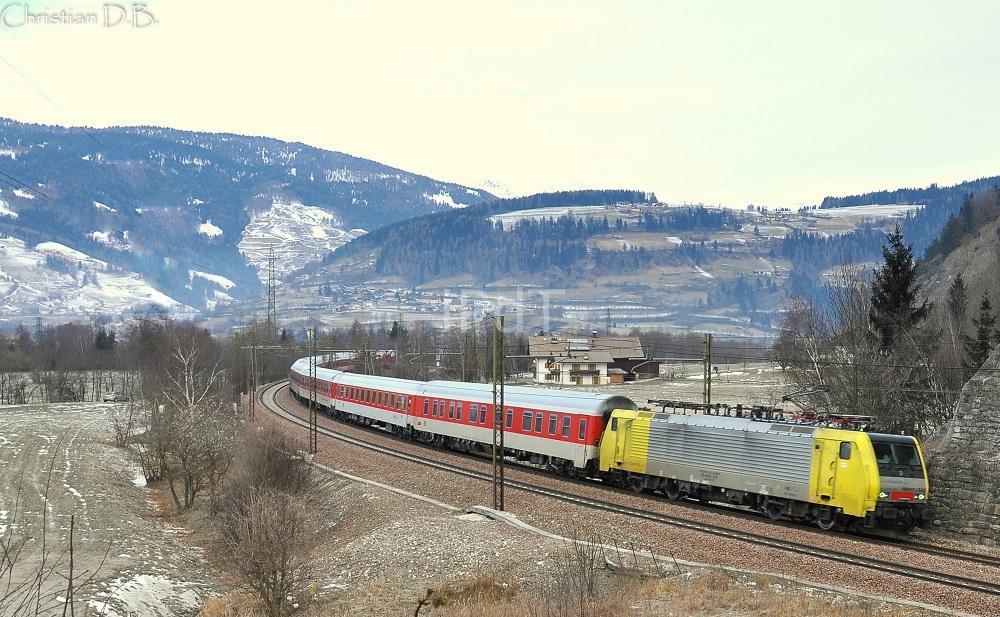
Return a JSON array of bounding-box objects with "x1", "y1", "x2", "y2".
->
[
  {"x1": 389, "y1": 320, "x2": 407, "y2": 340},
  {"x1": 946, "y1": 273, "x2": 969, "y2": 326},
  {"x1": 870, "y1": 225, "x2": 928, "y2": 348},
  {"x1": 963, "y1": 293, "x2": 997, "y2": 369}
]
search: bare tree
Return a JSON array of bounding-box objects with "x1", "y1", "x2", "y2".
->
[
  {"x1": 775, "y1": 267, "x2": 955, "y2": 437},
  {"x1": 210, "y1": 427, "x2": 317, "y2": 617}
]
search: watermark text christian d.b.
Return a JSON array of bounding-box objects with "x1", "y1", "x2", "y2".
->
[{"x1": 1, "y1": 3, "x2": 156, "y2": 28}]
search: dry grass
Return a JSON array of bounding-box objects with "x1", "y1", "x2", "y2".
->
[
  {"x1": 414, "y1": 568, "x2": 923, "y2": 617},
  {"x1": 198, "y1": 592, "x2": 263, "y2": 617}
]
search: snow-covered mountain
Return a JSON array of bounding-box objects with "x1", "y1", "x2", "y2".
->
[
  {"x1": 0, "y1": 236, "x2": 190, "y2": 321},
  {"x1": 238, "y1": 198, "x2": 367, "y2": 281},
  {"x1": 0, "y1": 118, "x2": 495, "y2": 319}
]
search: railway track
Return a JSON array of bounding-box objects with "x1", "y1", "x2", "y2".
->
[{"x1": 259, "y1": 379, "x2": 1000, "y2": 596}]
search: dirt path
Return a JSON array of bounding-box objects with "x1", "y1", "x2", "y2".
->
[{"x1": 0, "y1": 402, "x2": 218, "y2": 616}]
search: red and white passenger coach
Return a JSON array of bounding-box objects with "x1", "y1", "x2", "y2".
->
[{"x1": 289, "y1": 356, "x2": 637, "y2": 472}]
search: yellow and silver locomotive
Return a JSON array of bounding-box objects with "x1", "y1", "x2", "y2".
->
[{"x1": 598, "y1": 409, "x2": 930, "y2": 534}]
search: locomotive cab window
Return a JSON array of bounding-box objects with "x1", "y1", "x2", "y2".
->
[{"x1": 839, "y1": 442, "x2": 852, "y2": 460}]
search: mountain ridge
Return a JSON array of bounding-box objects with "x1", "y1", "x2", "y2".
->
[{"x1": 0, "y1": 117, "x2": 494, "y2": 320}]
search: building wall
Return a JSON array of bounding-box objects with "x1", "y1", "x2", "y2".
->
[{"x1": 534, "y1": 359, "x2": 609, "y2": 385}]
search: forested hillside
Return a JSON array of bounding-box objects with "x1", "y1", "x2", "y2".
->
[
  {"x1": 308, "y1": 189, "x2": 664, "y2": 283},
  {"x1": 819, "y1": 176, "x2": 1000, "y2": 258}
]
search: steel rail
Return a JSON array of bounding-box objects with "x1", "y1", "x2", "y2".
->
[{"x1": 259, "y1": 379, "x2": 1000, "y2": 596}]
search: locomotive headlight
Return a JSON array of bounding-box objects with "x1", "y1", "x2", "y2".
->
[
  {"x1": 917, "y1": 493, "x2": 925, "y2": 500},
  {"x1": 879, "y1": 492, "x2": 888, "y2": 498}
]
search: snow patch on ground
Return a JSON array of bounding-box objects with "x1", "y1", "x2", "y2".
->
[
  {"x1": 188, "y1": 269, "x2": 235, "y2": 290},
  {"x1": 12, "y1": 188, "x2": 35, "y2": 200},
  {"x1": 0, "y1": 199, "x2": 17, "y2": 218},
  {"x1": 89, "y1": 571, "x2": 202, "y2": 617},
  {"x1": 694, "y1": 265, "x2": 714, "y2": 279},
  {"x1": 0, "y1": 148, "x2": 17, "y2": 159},
  {"x1": 93, "y1": 201, "x2": 116, "y2": 213},
  {"x1": 490, "y1": 205, "x2": 612, "y2": 229},
  {"x1": 811, "y1": 204, "x2": 923, "y2": 219},
  {"x1": 198, "y1": 220, "x2": 222, "y2": 237},
  {"x1": 239, "y1": 198, "x2": 366, "y2": 281},
  {"x1": 88, "y1": 231, "x2": 130, "y2": 251},
  {"x1": 423, "y1": 190, "x2": 470, "y2": 209}
]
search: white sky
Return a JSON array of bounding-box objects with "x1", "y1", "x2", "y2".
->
[{"x1": 2, "y1": 0, "x2": 1000, "y2": 206}]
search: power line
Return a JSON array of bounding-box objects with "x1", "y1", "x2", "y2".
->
[{"x1": 0, "y1": 169, "x2": 51, "y2": 201}]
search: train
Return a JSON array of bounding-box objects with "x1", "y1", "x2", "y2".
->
[{"x1": 288, "y1": 356, "x2": 932, "y2": 534}]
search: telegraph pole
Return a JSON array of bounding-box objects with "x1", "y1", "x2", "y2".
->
[
  {"x1": 491, "y1": 315, "x2": 505, "y2": 511},
  {"x1": 703, "y1": 333, "x2": 713, "y2": 406},
  {"x1": 249, "y1": 330, "x2": 258, "y2": 419},
  {"x1": 266, "y1": 246, "x2": 277, "y2": 335},
  {"x1": 308, "y1": 326, "x2": 318, "y2": 455}
]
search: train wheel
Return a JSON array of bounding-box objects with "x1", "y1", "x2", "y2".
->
[
  {"x1": 628, "y1": 476, "x2": 644, "y2": 494},
  {"x1": 816, "y1": 514, "x2": 838, "y2": 531},
  {"x1": 765, "y1": 502, "x2": 784, "y2": 521},
  {"x1": 664, "y1": 481, "x2": 681, "y2": 501}
]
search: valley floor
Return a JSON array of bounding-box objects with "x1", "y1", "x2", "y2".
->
[{"x1": 0, "y1": 402, "x2": 217, "y2": 616}]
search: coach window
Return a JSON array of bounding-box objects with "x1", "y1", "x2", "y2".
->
[
  {"x1": 548, "y1": 414, "x2": 557, "y2": 435},
  {"x1": 839, "y1": 442, "x2": 852, "y2": 460},
  {"x1": 562, "y1": 416, "x2": 571, "y2": 438},
  {"x1": 423, "y1": 400, "x2": 429, "y2": 416},
  {"x1": 534, "y1": 412, "x2": 543, "y2": 433},
  {"x1": 432, "y1": 400, "x2": 439, "y2": 416},
  {"x1": 579, "y1": 419, "x2": 589, "y2": 440},
  {"x1": 505, "y1": 408, "x2": 513, "y2": 428},
  {"x1": 521, "y1": 411, "x2": 532, "y2": 431},
  {"x1": 456, "y1": 402, "x2": 463, "y2": 421},
  {"x1": 448, "y1": 401, "x2": 455, "y2": 419},
  {"x1": 470, "y1": 404, "x2": 478, "y2": 421}
]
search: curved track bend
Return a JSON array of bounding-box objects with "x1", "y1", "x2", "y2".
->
[{"x1": 259, "y1": 379, "x2": 1000, "y2": 597}]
